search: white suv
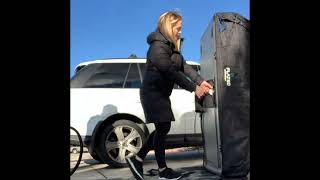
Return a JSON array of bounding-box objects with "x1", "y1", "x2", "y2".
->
[{"x1": 70, "y1": 58, "x2": 203, "y2": 167}]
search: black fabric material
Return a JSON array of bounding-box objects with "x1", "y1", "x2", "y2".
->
[
  {"x1": 215, "y1": 12, "x2": 250, "y2": 178},
  {"x1": 144, "y1": 31, "x2": 199, "y2": 94},
  {"x1": 201, "y1": 12, "x2": 250, "y2": 178},
  {"x1": 141, "y1": 31, "x2": 203, "y2": 123},
  {"x1": 137, "y1": 122, "x2": 171, "y2": 169}
]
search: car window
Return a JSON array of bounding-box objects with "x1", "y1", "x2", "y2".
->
[
  {"x1": 83, "y1": 63, "x2": 129, "y2": 88},
  {"x1": 137, "y1": 63, "x2": 146, "y2": 81},
  {"x1": 192, "y1": 65, "x2": 201, "y2": 74},
  {"x1": 124, "y1": 63, "x2": 142, "y2": 88},
  {"x1": 71, "y1": 62, "x2": 200, "y2": 89},
  {"x1": 71, "y1": 63, "x2": 101, "y2": 88}
]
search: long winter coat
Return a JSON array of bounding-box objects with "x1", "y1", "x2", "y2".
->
[{"x1": 140, "y1": 31, "x2": 204, "y2": 123}]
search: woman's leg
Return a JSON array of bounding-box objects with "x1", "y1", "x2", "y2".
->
[
  {"x1": 154, "y1": 122, "x2": 183, "y2": 179},
  {"x1": 136, "y1": 121, "x2": 171, "y2": 167},
  {"x1": 153, "y1": 122, "x2": 171, "y2": 169},
  {"x1": 136, "y1": 129, "x2": 156, "y2": 160}
]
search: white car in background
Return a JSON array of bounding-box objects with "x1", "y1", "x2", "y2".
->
[{"x1": 70, "y1": 58, "x2": 203, "y2": 168}]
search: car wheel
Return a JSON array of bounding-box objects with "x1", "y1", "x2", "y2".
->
[
  {"x1": 88, "y1": 145, "x2": 103, "y2": 162},
  {"x1": 96, "y1": 120, "x2": 146, "y2": 168},
  {"x1": 72, "y1": 148, "x2": 78, "y2": 154}
]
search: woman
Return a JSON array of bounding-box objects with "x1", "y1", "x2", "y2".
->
[{"x1": 126, "y1": 11, "x2": 213, "y2": 180}]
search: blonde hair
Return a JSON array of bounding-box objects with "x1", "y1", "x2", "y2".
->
[{"x1": 157, "y1": 11, "x2": 182, "y2": 51}]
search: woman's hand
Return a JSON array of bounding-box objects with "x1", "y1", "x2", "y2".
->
[
  {"x1": 195, "y1": 85, "x2": 205, "y2": 99},
  {"x1": 200, "y1": 81, "x2": 214, "y2": 94}
]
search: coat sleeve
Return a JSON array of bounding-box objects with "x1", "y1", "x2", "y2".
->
[
  {"x1": 171, "y1": 51, "x2": 204, "y2": 86},
  {"x1": 182, "y1": 60, "x2": 204, "y2": 85},
  {"x1": 148, "y1": 43, "x2": 197, "y2": 92}
]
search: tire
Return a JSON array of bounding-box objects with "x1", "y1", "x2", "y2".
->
[
  {"x1": 88, "y1": 145, "x2": 103, "y2": 162},
  {"x1": 96, "y1": 120, "x2": 147, "y2": 168},
  {"x1": 72, "y1": 148, "x2": 78, "y2": 154}
]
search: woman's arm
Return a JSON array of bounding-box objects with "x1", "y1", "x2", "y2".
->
[
  {"x1": 171, "y1": 51, "x2": 213, "y2": 93},
  {"x1": 182, "y1": 61, "x2": 204, "y2": 85},
  {"x1": 148, "y1": 43, "x2": 197, "y2": 92},
  {"x1": 171, "y1": 52, "x2": 204, "y2": 85}
]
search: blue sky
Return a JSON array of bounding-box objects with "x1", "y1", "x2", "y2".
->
[{"x1": 71, "y1": 0, "x2": 249, "y2": 77}]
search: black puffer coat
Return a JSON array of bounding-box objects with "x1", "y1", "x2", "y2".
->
[{"x1": 140, "y1": 31, "x2": 204, "y2": 123}]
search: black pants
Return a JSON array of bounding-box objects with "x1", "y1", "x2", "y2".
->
[{"x1": 137, "y1": 122, "x2": 171, "y2": 169}]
